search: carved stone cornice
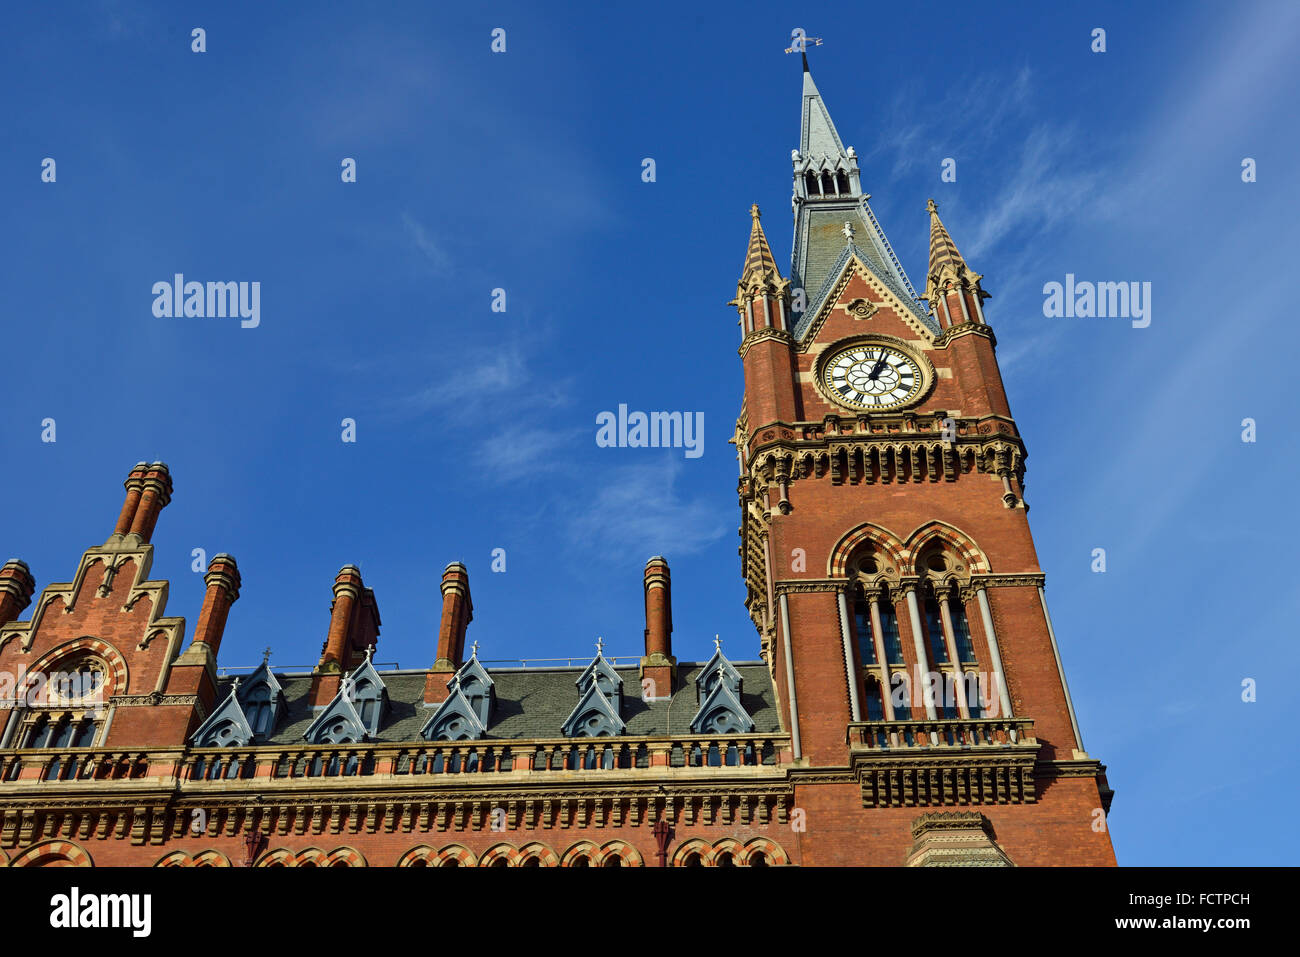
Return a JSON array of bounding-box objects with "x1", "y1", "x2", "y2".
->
[
  {"x1": 967, "y1": 573, "x2": 1046, "y2": 590},
  {"x1": 109, "y1": 693, "x2": 204, "y2": 719},
  {"x1": 738, "y1": 328, "x2": 794, "y2": 361},
  {"x1": 932, "y1": 320, "x2": 996, "y2": 350},
  {"x1": 773, "y1": 578, "x2": 845, "y2": 596}
]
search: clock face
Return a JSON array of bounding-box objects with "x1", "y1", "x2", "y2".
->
[{"x1": 821, "y1": 343, "x2": 924, "y2": 410}]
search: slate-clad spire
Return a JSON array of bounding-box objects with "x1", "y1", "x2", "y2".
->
[
  {"x1": 799, "y1": 61, "x2": 847, "y2": 160},
  {"x1": 790, "y1": 61, "x2": 931, "y2": 336}
]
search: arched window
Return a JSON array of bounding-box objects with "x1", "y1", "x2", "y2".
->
[
  {"x1": 923, "y1": 595, "x2": 950, "y2": 665},
  {"x1": 836, "y1": 171, "x2": 850, "y2": 194},
  {"x1": 851, "y1": 586, "x2": 876, "y2": 665},
  {"x1": 805, "y1": 171, "x2": 819, "y2": 195},
  {"x1": 821, "y1": 171, "x2": 834, "y2": 194},
  {"x1": 878, "y1": 598, "x2": 905, "y2": 664}
]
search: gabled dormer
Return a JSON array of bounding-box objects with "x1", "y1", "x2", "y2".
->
[
  {"x1": 303, "y1": 690, "x2": 367, "y2": 744},
  {"x1": 189, "y1": 682, "x2": 254, "y2": 747},
  {"x1": 697, "y1": 641, "x2": 743, "y2": 699},
  {"x1": 575, "y1": 642, "x2": 623, "y2": 714},
  {"x1": 236, "y1": 658, "x2": 285, "y2": 742},
  {"x1": 690, "y1": 677, "x2": 755, "y2": 735},
  {"x1": 304, "y1": 654, "x2": 387, "y2": 745},
  {"x1": 561, "y1": 679, "x2": 626, "y2": 738},
  {"x1": 338, "y1": 650, "x2": 389, "y2": 737},
  {"x1": 452, "y1": 652, "x2": 495, "y2": 728},
  {"x1": 420, "y1": 685, "x2": 487, "y2": 741}
]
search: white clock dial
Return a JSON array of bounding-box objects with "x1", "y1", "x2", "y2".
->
[{"x1": 822, "y1": 344, "x2": 923, "y2": 410}]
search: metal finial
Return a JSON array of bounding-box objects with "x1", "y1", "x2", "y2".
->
[
  {"x1": 471, "y1": 640, "x2": 479, "y2": 659},
  {"x1": 714, "y1": 634, "x2": 721, "y2": 652},
  {"x1": 596, "y1": 636, "x2": 604, "y2": 656},
  {"x1": 261, "y1": 647, "x2": 272, "y2": 665}
]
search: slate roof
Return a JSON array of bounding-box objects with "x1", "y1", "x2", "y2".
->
[{"x1": 213, "y1": 663, "x2": 781, "y2": 745}]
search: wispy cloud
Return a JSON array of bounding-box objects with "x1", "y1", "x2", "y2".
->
[
  {"x1": 565, "y1": 459, "x2": 730, "y2": 561},
  {"x1": 401, "y1": 211, "x2": 451, "y2": 275}
]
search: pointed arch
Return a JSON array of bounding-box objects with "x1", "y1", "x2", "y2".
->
[
  {"x1": 22, "y1": 637, "x2": 128, "y2": 702},
  {"x1": 516, "y1": 842, "x2": 559, "y2": 867},
  {"x1": 560, "y1": 841, "x2": 598, "y2": 867},
  {"x1": 8, "y1": 840, "x2": 92, "y2": 868},
  {"x1": 430, "y1": 844, "x2": 476, "y2": 867},
  {"x1": 325, "y1": 846, "x2": 366, "y2": 867},
  {"x1": 294, "y1": 847, "x2": 329, "y2": 868},
  {"x1": 739, "y1": 837, "x2": 790, "y2": 866},
  {"x1": 901, "y1": 521, "x2": 991, "y2": 575},
  {"x1": 596, "y1": 841, "x2": 643, "y2": 867},
  {"x1": 191, "y1": 850, "x2": 232, "y2": 868},
  {"x1": 396, "y1": 845, "x2": 435, "y2": 867},
  {"x1": 828, "y1": 523, "x2": 908, "y2": 578},
  {"x1": 255, "y1": 848, "x2": 296, "y2": 868},
  {"x1": 671, "y1": 839, "x2": 711, "y2": 867},
  {"x1": 478, "y1": 842, "x2": 518, "y2": 867},
  {"x1": 707, "y1": 837, "x2": 744, "y2": 867}
]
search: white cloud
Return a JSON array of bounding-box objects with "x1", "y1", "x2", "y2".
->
[
  {"x1": 401, "y1": 211, "x2": 450, "y2": 275},
  {"x1": 565, "y1": 459, "x2": 729, "y2": 561}
]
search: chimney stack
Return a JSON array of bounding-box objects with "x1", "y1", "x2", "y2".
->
[
  {"x1": 0, "y1": 559, "x2": 36, "y2": 627},
  {"x1": 310, "y1": 565, "x2": 380, "y2": 706},
  {"x1": 192, "y1": 554, "x2": 241, "y2": 653},
  {"x1": 425, "y1": 562, "x2": 472, "y2": 704},
  {"x1": 640, "y1": 556, "x2": 676, "y2": 699},
  {"x1": 109, "y1": 461, "x2": 173, "y2": 544},
  {"x1": 172, "y1": 554, "x2": 241, "y2": 706}
]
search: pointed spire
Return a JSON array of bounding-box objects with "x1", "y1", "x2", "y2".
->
[
  {"x1": 739, "y1": 204, "x2": 781, "y2": 290},
  {"x1": 800, "y1": 61, "x2": 846, "y2": 158},
  {"x1": 788, "y1": 57, "x2": 930, "y2": 334},
  {"x1": 923, "y1": 198, "x2": 984, "y2": 306}
]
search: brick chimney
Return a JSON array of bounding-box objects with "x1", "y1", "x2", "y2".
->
[
  {"x1": 424, "y1": 562, "x2": 472, "y2": 704},
  {"x1": 109, "y1": 461, "x2": 173, "y2": 545},
  {"x1": 171, "y1": 554, "x2": 241, "y2": 709},
  {"x1": 640, "y1": 556, "x2": 676, "y2": 699},
  {"x1": 309, "y1": 565, "x2": 380, "y2": 706},
  {"x1": 0, "y1": 559, "x2": 36, "y2": 627}
]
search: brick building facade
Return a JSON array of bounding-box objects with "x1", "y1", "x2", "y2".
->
[{"x1": 0, "y1": 57, "x2": 1114, "y2": 868}]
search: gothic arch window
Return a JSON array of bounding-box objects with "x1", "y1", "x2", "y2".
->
[
  {"x1": 805, "y1": 171, "x2": 820, "y2": 195},
  {"x1": 836, "y1": 170, "x2": 850, "y2": 194},
  {"x1": 820, "y1": 171, "x2": 834, "y2": 194},
  {"x1": 914, "y1": 542, "x2": 985, "y2": 719}
]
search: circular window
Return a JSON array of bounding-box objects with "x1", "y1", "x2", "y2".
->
[{"x1": 47, "y1": 655, "x2": 107, "y2": 704}]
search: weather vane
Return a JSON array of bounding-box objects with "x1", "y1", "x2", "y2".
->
[{"x1": 784, "y1": 28, "x2": 823, "y2": 55}]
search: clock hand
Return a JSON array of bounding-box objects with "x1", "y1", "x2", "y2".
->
[{"x1": 868, "y1": 352, "x2": 889, "y2": 379}]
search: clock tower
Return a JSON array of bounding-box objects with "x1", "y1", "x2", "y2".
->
[{"x1": 731, "y1": 55, "x2": 1116, "y2": 864}]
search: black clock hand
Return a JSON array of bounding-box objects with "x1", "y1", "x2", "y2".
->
[{"x1": 868, "y1": 352, "x2": 889, "y2": 379}]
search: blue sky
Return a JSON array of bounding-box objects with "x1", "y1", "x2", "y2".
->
[{"x1": 2, "y1": 1, "x2": 1297, "y2": 865}]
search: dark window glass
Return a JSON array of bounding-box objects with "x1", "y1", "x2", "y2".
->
[
  {"x1": 924, "y1": 598, "x2": 949, "y2": 664},
  {"x1": 878, "y1": 602, "x2": 905, "y2": 665}
]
